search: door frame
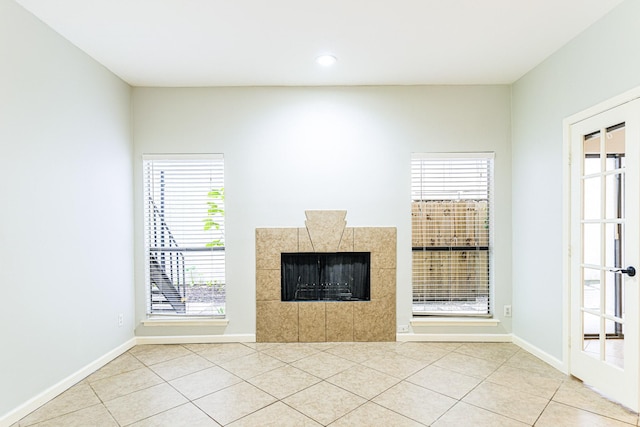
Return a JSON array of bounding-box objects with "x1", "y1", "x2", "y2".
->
[{"x1": 563, "y1": 85, "x2": 640, "y2": 398}]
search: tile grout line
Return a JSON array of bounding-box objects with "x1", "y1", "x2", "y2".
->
[
  {"x1": 16, "y1": 342, "x2": 639, "y2": 426},
  {"x1": 425, "y1": 345, "x2": 504, "y2": 426},
  {"x1": 321, "y1": 341, "x2": 454, "y2": 426},
  {"x1": 327, "y1": 342, "x2": 422, "y2": 426},
  {"x1": 84, "y1": 381, "x2": 121, "y2": 426},
  {"x1": 115, "y1": 345, "x2": 219, "y2": 426},
  {"x1": 440, "y1": 347, "x2": 543, "y2": 426},
  {"x1": 530, "y1": 376, "x2": 566, "y2": 426}
]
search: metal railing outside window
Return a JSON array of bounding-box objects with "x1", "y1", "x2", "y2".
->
[{"x1": 143, "y1": 154, "x2": 225, "y2": 317}]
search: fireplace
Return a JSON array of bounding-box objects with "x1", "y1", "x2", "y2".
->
[
  {"x1": 281, "y1": 252, "x2": 371, "y2": 302},
  {"x1": 255, "y1": 210, "x2": 396, "y2": 342}
]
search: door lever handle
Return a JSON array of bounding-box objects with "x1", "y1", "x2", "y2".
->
[{"x1": 609, "y1": 266, "x2": 636, "y2": 277}]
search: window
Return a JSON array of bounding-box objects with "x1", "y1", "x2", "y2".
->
[
  {"x1": 143, "y1": 155, "x2": 225, "y2": 317},
  {"x1": 411, "y1": 153, "x2": 493, "y2": 316}
]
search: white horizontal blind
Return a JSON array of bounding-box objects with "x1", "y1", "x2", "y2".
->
[
  {"x1": 143, "y1": 155, "x2": 225, "y2": 316},
  {"x1": 411, "y1": 154, "x2": 493, "y2": 315}
]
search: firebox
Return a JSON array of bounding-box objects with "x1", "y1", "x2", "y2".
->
[{"x1": 281, "y1": 252, "x2": 371, "y2": 302}]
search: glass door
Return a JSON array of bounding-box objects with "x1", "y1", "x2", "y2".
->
[{"x1": 570, "y1": 99, "x2": 640, "y2": 411}]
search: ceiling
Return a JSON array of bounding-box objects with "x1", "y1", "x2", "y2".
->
[{"x1": 15, "y1": 0, "x2": 624, "y2": 87}]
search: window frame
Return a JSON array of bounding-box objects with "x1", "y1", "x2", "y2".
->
[
  {"x1": 411, "y1": 152, "x2": 494, "y2": 317},
  {"x1": 143, "y1": 153, "x2": 225, "y2": 318}
]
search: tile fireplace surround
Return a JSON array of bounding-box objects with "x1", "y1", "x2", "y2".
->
[{"x1": 256, "y1": 210, "x2": 396, "y2": 342}]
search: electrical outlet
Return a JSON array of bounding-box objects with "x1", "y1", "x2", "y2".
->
[
  {"x1": 504, "y1": 305, "x2": 512, "y2": 317},
  {"x1": 118, "y1": 313, "x2": 124, "y2": 327},
  {"x1": 397, "y1": 325, "x2": 409, "y2": 333}
]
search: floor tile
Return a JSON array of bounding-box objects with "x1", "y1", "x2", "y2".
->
[
  {"x1": 486, "y1": 364, "x2": 563, "y2": 399},
  {"x1": 431, "y1": 401, "x2": 528, "y2": 427},
  {"x1": 261, "y1": 343, "x2": 320, "y2": 363},
  {"x1": 362, "y1": 353, "x2": 427, "y2": 379},
  {"x1": 148, "y1": 353, "x2": 214, "y2": 381},
  {"x1": 182, "y1": 343, "x2": 221, "y2": 353},
  {"x1": 248, "y1": 365, "x2": 321, "y2": 399},
  {"x1": 406, "y1": 365, "x2": 482, "y2": 399},
  {"x1": 194, "y1": 381, "x2": 277, "y2": 425},
  {"x1": 233, "y1": 342, "x2": 278, "y2": 352},
  {"x1": 553, "y1": 378, "x2": 638, "y2": 424},
  {"x1": 29, "y1": 403, "x2": 117, "y2": 427},
  {"x1": 18, "y1": 383, "x2": 100, "y2": 426},
  {"x1": 218, "y1": 352, "x2": 285, "y2": 379},
  {"x1": 536, "y1": 401, "x2": 636, "y2": 427},
  {"x1": 462, "y1": 381, "x2": 549, "y2": 425},
  {"x1": 329, "y1": 401, "x2": 424, "y2": 427},
  {"x1": 291, "y1": 351, "x2": 355, "y2": 379},
  {"x1": 104, "y1": 383, "x2": 188, "y2": 426},
  {"x1": 428, "y1": 342, "x2": 464, "y2": 352},
  {"x1": 326, "y1": 364, "x2": 400, "y2": 399},
  {"x1": 433, "y1": 351, "x2": 501, "y2": 378},
  {"x1": 169, "y1": 366, "x2": 242, "y2": 400},
  {"x1": 372, "y1": 381, "x2": 456, "y2": 425},
  {"x1": 302, "y1": 342, "x2": 341, "y2": 351},
  {"x1": 504, "y1": 351, "x2": 567, "y2": 380},
  {"x1": 324, "y1": 342, "x2": 390, "y2": 363},
  {"x1": 195, "y1": 343, "x2": 256, "y2": 364},
  {"x1": 283, "y1": 381, "x2": 366, "y2": 425},
  {"x1": 129, "y1": 345, "x2": 192, "y2": 366},
  {"x1": 129, "y1": 402, "x2": 221, "y2": 427},
  {"x1": 365, "y1": 341, "x2": 406, "y2": 353},
  {"x1": 14, "y1": 342, "x2": 640, "y2": 427},
  {"x1": 227, "y1": 402, "x2": 321, "y2": 427},
  {"x1": 454, "y1": 342, "x2": 519, "y2": 363},
  {"x1": 86, "y1": 353, "x2": 145, "y2": 383},
  {"x1": 90, "y1": 367, "x2": 163, "y2": 402},
  {"x1": 392, "y1": 342, "x2": 450, "y2": 363}
]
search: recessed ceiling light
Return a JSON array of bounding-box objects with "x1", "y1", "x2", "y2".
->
[{"x1": 316, "y1": 54, "x2": 337, "y2": 67}]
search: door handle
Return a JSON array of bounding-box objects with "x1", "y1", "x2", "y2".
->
[{"x1": 609, "y1": 266, "x2": 636, "y2": 277}]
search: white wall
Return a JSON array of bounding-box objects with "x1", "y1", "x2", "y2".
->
[
  {"x1": 511, "y1": 0, "x2": 640, "y2": 360},
  {"x1": 133, "y1": 85, "x2": 512, "y2": 337},
  {"x1": 0, "y1": 0, "x2": 134, "y2": 420},
  {"x1": 3, "y1": 0, "x2": 638, "y2": 419}
]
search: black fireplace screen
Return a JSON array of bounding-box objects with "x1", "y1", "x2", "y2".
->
[{"x1": 281, "y1": 252, "x2": 370, "y2": 302}]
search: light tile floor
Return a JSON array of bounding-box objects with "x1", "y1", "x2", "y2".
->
[{"x1": 12, "y1": 342, "x2": 640, "y2": 426}]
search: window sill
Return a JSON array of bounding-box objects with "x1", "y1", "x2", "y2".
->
[
  {"x1": 410, "y1": 317, "x2": 500, "y2": 328},
  {"x1": 142, "y1": 317, "x2": 228, "y2": 327}
]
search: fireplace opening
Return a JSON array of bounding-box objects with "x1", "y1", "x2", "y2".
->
[{"x1": 281, "y1": 252, "x2": 371, "y2": 302}]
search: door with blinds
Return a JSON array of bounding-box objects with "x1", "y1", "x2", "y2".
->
[
  {"x1": 411, "y1": 153, "x2": 493, "y2": 316},
  {"x1": 569, "y1": 98, "x2": 640, "y2": 411}
]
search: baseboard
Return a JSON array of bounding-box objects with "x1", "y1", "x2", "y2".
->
[
  {"x1": 0, "y1": 334, "x2": 259, "y2": 426},
  {"x1": 5, "y1": 333, "x2": 562, "y2": 427},
  {"x1": 397, "y1": 333, "x2": 567, "y2": 375},
  {"x1": 1, "y1": 338, "x2": 136, "y2": 427},
  {"x1": 396, "y1": 333, "x2": 513, "y2": 342},
  {"x1": 512, "y1": 334, "x2": 568, "y2": 374},
  {"x1": 135, "y1": 334, "x2": 256, "y2": 345}
]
